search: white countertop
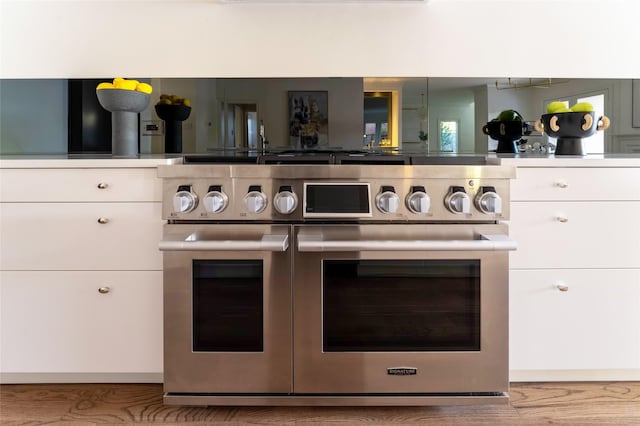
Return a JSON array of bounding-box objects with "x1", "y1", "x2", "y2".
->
[
  {"x1": 3, "y1": 153, "x2": 640, "y2": 168},
  {"x1": 0, "y1": 154, "x2": 183, "y2": 168}
]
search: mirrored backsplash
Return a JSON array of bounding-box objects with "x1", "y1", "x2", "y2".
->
[{"x1": 1, "y1": 78, "x2": 639, "y2": 155}]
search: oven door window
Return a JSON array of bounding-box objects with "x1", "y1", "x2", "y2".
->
[
  {"x1": 322, "y1": 259, "x2": 480, "y2": 352},
  {"x1": 192, "y1": 260, "x2": 263, "y2": 352}
]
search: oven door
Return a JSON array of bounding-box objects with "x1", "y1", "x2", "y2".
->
[
  {"x1": 293, "y1": 224, "x2": 515, "y2": 394},
  {"x1": 160, "y1": 224, "x2": 291, "y2": 394}
]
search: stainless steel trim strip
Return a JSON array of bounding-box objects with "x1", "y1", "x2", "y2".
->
[
  {"x1": 158, "y1": 164, "x2": 517, "y2": 180},
  {"x1": 297, "y1": 233, "x2": 516, "y2": 252},
  {"x1": 159, "y1": 234, "x2": 289, "y2": 252},
  {"x1": 163, "y1": 393, "x2": 509, "y2": 406}
]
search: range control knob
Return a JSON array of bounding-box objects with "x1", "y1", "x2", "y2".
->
[
  {"x1": 475, "y1": 186, "x2": 503, "y2": 214},
  {"x1": 203, "y1": 185, "x2": 228, "y2": 214},
  {"x1": 173, "y1": 185, "x2": 198, "y2": 213},
  {"x1": 244, "y1": 185, "x2": 267, "y2": 214},
  {"x1": 445, "y1": 186, "x2": 471, "y2": 214},
  {"x1": 376, "y1": 186, "x2": 400, "y2": 214},
  {"x1": 405, "y1": 185, "x2": 431, "y2": 214},
  {"x1": 274, "y1": 185, "x2": 298, "y2": 215}
]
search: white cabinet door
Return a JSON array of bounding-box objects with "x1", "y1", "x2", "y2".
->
[
  {"x1": 0, "y1": 168, "x2": 162, "y2": 202},
  {"x1": 0, "y1": 202, "x2": 163, "y2": 270},
  {"x1": 510, "y1": 269, "x2": 640, "y2": 371},
  {"x1": 0, "y1": 271, "x2": 163, "y2": 373},
  {"x1": 509, "y1": 201, "x2": 640, "y2": 269},
  {"x1": 511, "y1": 167, "x2": 640, "y2": 201}
]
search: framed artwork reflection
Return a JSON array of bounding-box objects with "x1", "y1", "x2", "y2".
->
[{"x1": 288, "y1": 91, "x2": 328, "y2": 148}]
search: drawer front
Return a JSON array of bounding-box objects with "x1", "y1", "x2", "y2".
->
[
  {"x1": 509, "y1": 269, "x2": 640, "y2": 371},
  {"x1": 0, "y1": 202, "x2": 163, "y2": 270},
  {"x1": 0, "y1": 168, "x2": 161, "y2": 202},
  {"x1": 509, "y1": 201, "x2": 640, "y2": 269},
  {"x1": 511, "y1": 167, "x2": 640, "y2": 201},
  {"x1": 0, "y1": 271, "x2": 162, "y2": 374}
]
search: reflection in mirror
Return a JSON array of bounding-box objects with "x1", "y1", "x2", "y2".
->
[
  {"x1": 422, "y1": 77, "x2": 640, "y2": 154},
  {"x1": 221, "y1": 102, "x2": 258, "y2": 150},
  {"x1": 1, "y1": 77, "x2": 639, "y2": 155},
  {"x1": 363, "y1": 92, "x2": 392, "y2": 148}
]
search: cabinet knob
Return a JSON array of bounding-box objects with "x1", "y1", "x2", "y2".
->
[
  {"x1": 97, "y1": 217, "x2": 110, "y2": 224},
  {"x1": 555, "y1": 180, "x2": 569, "y2": 189},
  {"x1": 97, "y1": 182, "x2": 109, "y2": 189},
  {"x1": 556, "y1": 216, "x2": 569, "y2": 223},
  {"x1": 98, "y1": 286, "x2": 111, "y2": 294},
  {"x1": 557, "y1": 284, "x2": 569, "y2": 292}
]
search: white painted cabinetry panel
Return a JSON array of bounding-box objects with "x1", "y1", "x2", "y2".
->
[
  {"x1": 0, "y1": 168, "x2": 161, "y2": 202},
  {"x1": 0, "y1": 164, "x2": 164, "y2": 383},
  {"x1": 509, "y1": 201, "x2": 640, "y2": 269},
  {"x1": 511, "y1": 167, "x2": 640, "y2": 201},
  {"x1": 0, "y1": 202, "x2": 163, "y2": 270},
  {"x1": 509, "y1": 164, "x2": 640, "y2": 381},
  {"x1": 0, "y1": 271, "x2": 163, "y2": 374},
  {"x1": 510, "y1": 269, "x2": 640, "y2": 372}
]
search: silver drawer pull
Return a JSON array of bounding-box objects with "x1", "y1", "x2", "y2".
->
[
  {"x1": 557, "y1": 284, "x2": 569, "y2": 292},
  {"x1": 97, "y1": 217, "x2": 110, "y2": 224},
  {"x1": 98, "y1": 286, "x2": 111, "y2": 294},
  {"x1": 97, "y1": 182, "x2": 109, "y2": 189},
  {"x1": 555, "y1": 180, "x2": 569, "y2": 188},
  {"x1": 556, "y1": 216, "x2": 569, "y2": 223}
]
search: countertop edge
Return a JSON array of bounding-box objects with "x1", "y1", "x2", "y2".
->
[
  {"x1": 492, "y1": 154, "x2": 640, "y2": 167},
  {"x1": 0, "y1": 155, "x2": 183, "y2": 168}
]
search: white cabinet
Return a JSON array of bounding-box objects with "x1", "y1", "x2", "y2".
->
[
  {"x1": 508, "y1": 164, "x2": 640, "y2": 381},
  {"x1": 0, "y1": 271, "x2": 163, "y2": 374},
  {"x1": 510, "y1": 269, "x2": 640, "y2": 373},
  {"x1": 1, "y1": 203, "x2": 162, "y2": 270},
  {"x1": 510, "y1": 201, "x2": 640, "y2": 269},
  {"x1": 0, "y1": 168, "x2": 162, "y2": 202},
  {"x1": 0, "y1": 165, "x2": 164, "y2": 383}
]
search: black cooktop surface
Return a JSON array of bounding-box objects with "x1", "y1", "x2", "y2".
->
[{"x1": 183, "y1": 149, "x2": 487, "y2": 165}]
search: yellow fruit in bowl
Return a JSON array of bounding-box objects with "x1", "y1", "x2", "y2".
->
[
  {"x1": 547, "y1": 101, "x2": 570, "y2": 114},
  {"x1": 157, "y1": 98, "x2": 171, "y2": 105},
  {"x1": 96, "y1": 82, "x2": 114, "y2": 90},
  {"x1": 571, "y1": 102, "x2": 594, "y2": 112},
  {"x1": 114, "y1": 79, "x2": 137, "y2": 90},
  {"x1": 136, "y1": 82, "x2": 153, "y2": 94},
  {"x1": 183, "y1": 98, "x2": 191, "y2": 107}
]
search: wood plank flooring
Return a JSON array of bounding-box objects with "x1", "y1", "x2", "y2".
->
[{"x1": 1, "y1": 382, "x2": 639, "y2": 425}]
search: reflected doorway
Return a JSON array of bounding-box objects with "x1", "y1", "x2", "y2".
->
[
  {"x1": 222, "y1": 102, "x2": 258, "y2": 151},
  {"x1": 364, "y1": 92, "x2": 392, "y2": 148}
]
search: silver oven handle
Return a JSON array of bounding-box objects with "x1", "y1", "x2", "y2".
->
[
  {"x1": 297, "y1": 234, "x2": 516, "y2": 252},
  {"x1": 159, "y1": 234, "x2": 289, "y2": 252}
]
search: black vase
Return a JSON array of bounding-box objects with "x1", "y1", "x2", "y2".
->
[
  {"x1": 482, "y1": 120, "x2": 526, "y2": 154},
  {"x1": 155, "y1": 104, "x2": 192, "y2": 154}
]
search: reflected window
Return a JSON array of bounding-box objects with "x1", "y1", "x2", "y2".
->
[{"x1": 439, "y1": 120, "x2": 459, "y2": 152}]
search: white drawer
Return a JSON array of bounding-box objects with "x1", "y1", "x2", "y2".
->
[
  {"x1": 510, "y1": 269, "x2": 640, "y2": 371},
  {"x1": 509, "y1": 201, "x2": 640, "y2": 269},
  {"x1": 511, "y1": 167, "x2": 640, "y2": 201},
  {"x1": 0, "y1": 168, "x2": 161, "y2": 202},
  {"x1": 0, "y1": 270, "x2": 162, "y2": 374},
  {"x1": 0, "y1": 202, "x2": 163, "y2": 270}
]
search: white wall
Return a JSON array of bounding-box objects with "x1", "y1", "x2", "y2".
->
[{"x1": 1, "y1": 1, "x2": 639, "y2": 79}]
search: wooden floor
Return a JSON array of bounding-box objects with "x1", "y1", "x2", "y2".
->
[{"x1": 1, "y1": 382, "x2": 639, "y2": 425}]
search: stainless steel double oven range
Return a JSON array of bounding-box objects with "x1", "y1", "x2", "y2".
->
[{"x1": 158, "y1": 155, "x2": 516, "y2": 406}]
